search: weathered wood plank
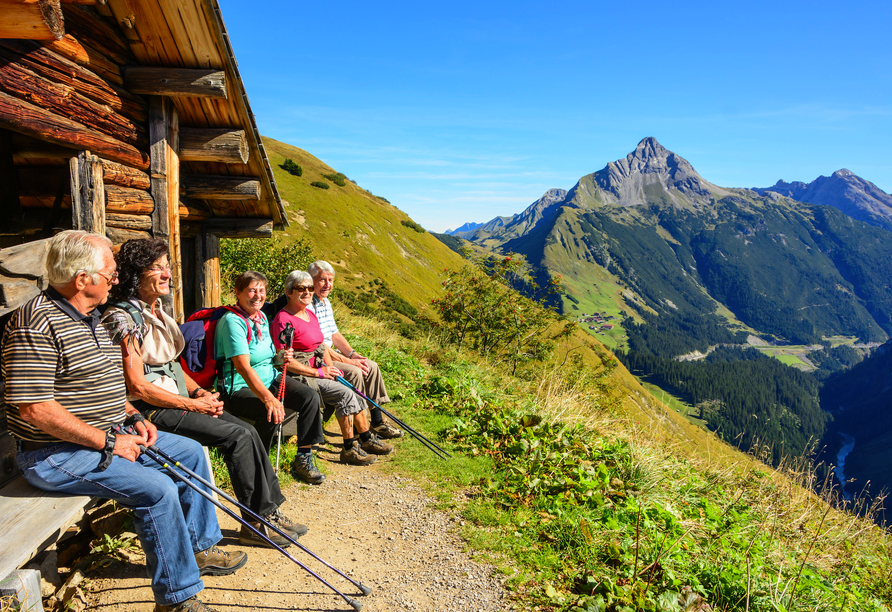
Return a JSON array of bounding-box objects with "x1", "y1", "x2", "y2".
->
[
  {"x1": 60, "y1": 5, "x2": 133, "y2": 65},
  {"x1": 100, "y1": 157, "x2": 150, "y2": 189},
  {"x1": 180, "y1": 174, "x2": 260, "y2": 200},
  {"x1": 104, "y1": 184, "x2": 153, "y2": 214},
  {"x1": 0, "y1": 238, "x2": 49, "y2": 279},
  {"x1": 0, "y1": 0, "x2": 65, "y2": 40},
  {"x1": 106, "y1": 226, "x2": 150, "y2": 245},
  {"x1": 0, "y1": 40, "x2": 148, "y2": 123},
  {"x1": 0, "y1": 90, "x2": 149, "y2": 170},
  {"x1": 0, "y1": 57, "x2": 145, "y2": 146},
  {"x1": 125, "y1": 68, "x2": 227, "y2": 99},
  {"x1": 69, "y1": 151, "x2": 105, "y2": 234},
  {"x1": 46, "y1": 34, "x2": 123, "y2": 85},
  {"x1": 167, "y1": 102, "x2": 183, "y2": 322},
  {"x1": 179, "y1": 128, "x2": 248, "y2": 164},
  {"x1": 0, "y1": 476, "x2": 91, "y2": 581},
  {"x1": 106, "y1": 212, "x2": 151, "y2": 230},
  {"x1": 205, "y1": 217, "x2": 272, "y2": 239}
]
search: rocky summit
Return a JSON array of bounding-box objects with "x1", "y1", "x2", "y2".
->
[{"x1": 754, "y1": 169, "x2": 892, "y2": 231}]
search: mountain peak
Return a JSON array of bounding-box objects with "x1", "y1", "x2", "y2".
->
[
  {"x1": 833, "y1": 168, "x2": 855, "y2": 179},
  {"x1": 631, "y1": 136, "x2": 670, "y2": 160}
]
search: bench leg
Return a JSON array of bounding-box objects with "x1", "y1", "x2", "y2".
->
[{"x1": 0, "y1": 569, "x2": 45, "y2": 612}]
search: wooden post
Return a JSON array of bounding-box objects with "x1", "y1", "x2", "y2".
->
[
  {"x1": 149, "y1": 96, "x2": 183, "y2": 321},
  {"x1": 196, "y1": 229, "x2": 220, "y2": 308},
  {"x1": 69, "y1": 151, "x2": 105, "y2": 234},
  {"x1": 124, "y1": 68, "x2": 227, "y2": 99}
]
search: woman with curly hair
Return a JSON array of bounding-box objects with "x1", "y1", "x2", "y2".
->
[{"x1": 101, "y1": 238, "x2": 307, "y2": 549}]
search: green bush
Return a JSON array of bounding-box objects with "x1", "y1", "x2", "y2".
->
[
  {"x1": 219, "y1": 236, "x2": 313, "y2": 297},
  {"x1": 281, "y1": 158, "x2": 302, "y2": 176},
  {"x1": 401, "y1": 219, "x2": 426, "y2": 233},
  {"x1": 322, "y1": 172, "x2": 347, "y2": 187},
  {"x1": 310, "y1": 181, "x2": 330, "y2": 190}
]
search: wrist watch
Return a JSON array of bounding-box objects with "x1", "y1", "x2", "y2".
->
[{"x1": 97, "y1": 430, "x2": 117, "y2": 471}]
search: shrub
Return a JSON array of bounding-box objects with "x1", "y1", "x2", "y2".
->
[
  {"x1": 281, "y1": 158, "x2": 302, "y2": 176},
  {"x1": 401, "y1": 219, "x2": 425, "y2": 233},
  {"x1": 219, "y1": 236, "x2": 313, "y2": 297},
  {"x1": 310, "y1": 181, "x2": 330, "y2": 190},
  {"x1": 322, "y1": 172, "x2": 347, "y2": 187}
]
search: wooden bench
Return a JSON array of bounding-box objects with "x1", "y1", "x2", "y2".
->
[{"x1": 0, "y1": 476, "x2": 93, "y2": 583}]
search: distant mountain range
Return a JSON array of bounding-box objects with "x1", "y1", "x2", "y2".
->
[
  {"x1": 447, "y1": 137, "x2": 892, "y2": 352},
  {"x1": 444, "y1": 222, "x2": 484, "y2": 235},
  {"x1": 754, "y1": 170, "x2": 892, "y2": 232}
]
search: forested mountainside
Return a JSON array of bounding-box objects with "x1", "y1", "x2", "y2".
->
[{"x1": 452, "y1": 137, "x2": 892, "y2": 466}]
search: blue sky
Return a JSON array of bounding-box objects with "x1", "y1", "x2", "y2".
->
[{"x1": 219, "y1": 0, "x2": 892, "y2": 232}]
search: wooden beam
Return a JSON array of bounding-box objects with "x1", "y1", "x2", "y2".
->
[
  {"x1": 149, "y1": 96, "x2": 183, "y2": 321},
  {"x1": 106, "y1": 226, "x2": 149, "y2": 245},
  {"x1": 195, "y1": 230, "x2": 219, "y2": 308},
  {"x1": 45, "y1": 35, "x2": 123, "y2": 85},
  {"x1": 181, "y1": 174, "x2": 261, "y2": 200},
  {"x1": 0, "y1": 91, "x2": 149, "y2": 169},
  {"x1": 99, "y1": 158, "x2": 150, "y2": 189},
  {"x1": 0, "y1": 132, "x2": 22, "y2": 218},
  {"x1": 179, "y1": 128, "x2": 248, "y2": 164},
  {"x1": 0, "y1": 0, "x2": 65, "y2": 41},
  {"x1": 0, "y1": 40, "x2": 148, "y2": 123},
  {"x1": 0, "y1": 57, "x2": 144, "y2": 146},
  {"x1": 69, "y1": 151, "x2": 104, "y2": 234},
  {"x1": 106, "y1": 212, "x2": 150, "y2": 230},
  {"x1": 205, "y1": 217, "x2": 273, "y2": 239},
  {"x1": 105, "y1": 184, "x2": 152, "y2": 214},
  {"x1": 125, "y1": 68, "x2": 227, "y2": 100}
]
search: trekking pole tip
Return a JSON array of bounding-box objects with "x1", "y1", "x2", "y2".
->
[
  {"x1": 348, "y1": 597, "x2": 362, "y2": 611},
  {"x1": 358, "y1": 583, "x2": 373, "y2": 596}
]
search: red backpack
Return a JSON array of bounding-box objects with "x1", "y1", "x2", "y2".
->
[{"x1": 178, "y1": 306, "x2": 252, "y2": 390}]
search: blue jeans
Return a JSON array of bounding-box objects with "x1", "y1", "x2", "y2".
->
[{"x1": 17, "y1": 432, "x2": 221, "y2": 605}]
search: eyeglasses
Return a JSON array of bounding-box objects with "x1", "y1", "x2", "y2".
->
[
  {"x1": 96, "y1": 270, "x2": 119, "y2": 284},
  {"x1": 147, "y1": 264, "x2": 172, "y2": 274},
  {"x1": 294, "y1": 285, "x2": 314, "y2": 293}
]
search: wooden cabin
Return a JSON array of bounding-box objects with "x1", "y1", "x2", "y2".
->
[{"x1": 0, "y1": 0, "x2": 288, "y2": 580}]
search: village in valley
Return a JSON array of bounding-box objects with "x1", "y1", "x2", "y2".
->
[{"x1": 577, "y1": 311, "x2": 616, "y2": 334}]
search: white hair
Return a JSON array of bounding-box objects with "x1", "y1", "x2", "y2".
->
[
  {"x1": 284, "y1": 270, "x2": 313, "y2": 294},
  {"x1": 307, "y1": 260, "x2": 334, "y2": 280},
  {"x1": 46, "y1": 230, "x2": 112, "y2": 287}
]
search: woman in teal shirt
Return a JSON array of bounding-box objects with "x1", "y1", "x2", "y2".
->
[{"x1": 216, "y1": 270, "x2": 325, "y2": 484}]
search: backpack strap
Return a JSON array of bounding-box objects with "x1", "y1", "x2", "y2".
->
[{"x1": 216, "y1": 306, "x2": 255, "y2": 395}]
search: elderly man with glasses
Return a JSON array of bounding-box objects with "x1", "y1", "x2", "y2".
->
[{"x1": 2, "y1": 231, "x2": 246, "y2": 612}]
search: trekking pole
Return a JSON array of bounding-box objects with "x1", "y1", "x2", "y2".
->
[
  {"x1": 144, "y1": 441, "x2": 373, "y2": 598},
  {"x1": 275, "y1": 322, "x2": 295, "y2": 474},
  {"x1": 335, "y1": 375, "x2": 452, "y2": 460},
  {"x1": 137, "y1": 444, "x2": 369, "y2": 610}
]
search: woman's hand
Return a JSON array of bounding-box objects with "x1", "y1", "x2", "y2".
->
[
  {"x1": 191, "y1": 390, "x2": 225, "y2": 417},
  {"x1": 263, "y1": 396, "x2": 285, "y2": 424},
  {"x1": 318, "y1": 365, "x2": 343, "y2": 380}
]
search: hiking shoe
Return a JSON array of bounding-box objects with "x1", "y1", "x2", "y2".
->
[
  {"x1": 361, "y1": 433, "x2": 394, "y2": 455},
  {"x1": 239, "y1": 520, "x2": 291, "y2": 548},
  {"x1": 371, "y1": 422, "x2": 403, "y2": 439},
  {"x1": 194, "y1": 546, "x2": 247, "y2": 576},
  {"x1": 340, "y1": 439, "x2": 377, "y2": 465},
  {"x1": 291, "y1": 453, "x2": 325, "y2": 485},
  {"x1": 155, "y1": 596, "x2": 216, "y2": 611},
  {"x1": 265, "y1": 507, "x2": 308, "y2": 539}
]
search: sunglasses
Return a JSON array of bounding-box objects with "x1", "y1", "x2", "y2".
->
[{"x1": 294, "y1": 285, "x2": 314, "y2": 293}]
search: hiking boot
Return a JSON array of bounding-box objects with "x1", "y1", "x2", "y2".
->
[
  {"x1": 371, "y1": 422, "x2": 403, "y2": 439},
  {"x1": 155, "y1": 596, "x2": 216, "y2": 612},
  {"x1": 361, "y1": 433, "x2": 394, "y2": 455},
  {"x1": 266, "y1": 507, "x2": 308, "y2": 539},
  {"x1": 194, "y1": 546, "x2": 247, "y2": 576},
  {"x1": 291, "y1": 452, "x2": 325, "y2": 485},
  {"x1": 340, "y1": 439, "x2": 377, "y2": 465},
  {"x1": 239, "y1": 520, "x2": 291, "y2": 548}
]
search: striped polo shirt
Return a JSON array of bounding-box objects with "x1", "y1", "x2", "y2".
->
[
  {"x1": 2, "y1": 288, "x2": 127, "y2": 442},
  {"x1": 309, "y1": 295, "x2": 339, "y2": 347}
]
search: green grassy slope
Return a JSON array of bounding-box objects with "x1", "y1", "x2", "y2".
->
[{"x1": 262, "y1": 137, "x2": 468, "y2": 310}]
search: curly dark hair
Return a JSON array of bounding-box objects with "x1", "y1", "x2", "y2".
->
[{"x1": 110, "y1": 238, "x2": 170, "y2": 301}]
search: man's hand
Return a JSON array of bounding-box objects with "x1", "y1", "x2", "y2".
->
[
  {"x1": 348, "y1": 357, "x2": 370, "y2": 375},
  {"x1": 113, "y1": 433, "x2": 147, "y2": 461},
  {"x1": 263, "y1": 396, "x2": 285, "y2": 424},
  {"x1": 132, "y1": 419, "x2": 158, "y2": 446},
  {"x1": 318, "y1": 365, "x2": 343, "y2": 380}
]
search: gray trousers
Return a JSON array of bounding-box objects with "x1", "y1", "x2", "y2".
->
[{"x1": 338, "y1": 359, "x2": 390, "y2": 426}]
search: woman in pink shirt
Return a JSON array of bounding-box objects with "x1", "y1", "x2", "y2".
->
[{"x1": 271, "y1": 271, "x2": 392, "y2": 466}]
